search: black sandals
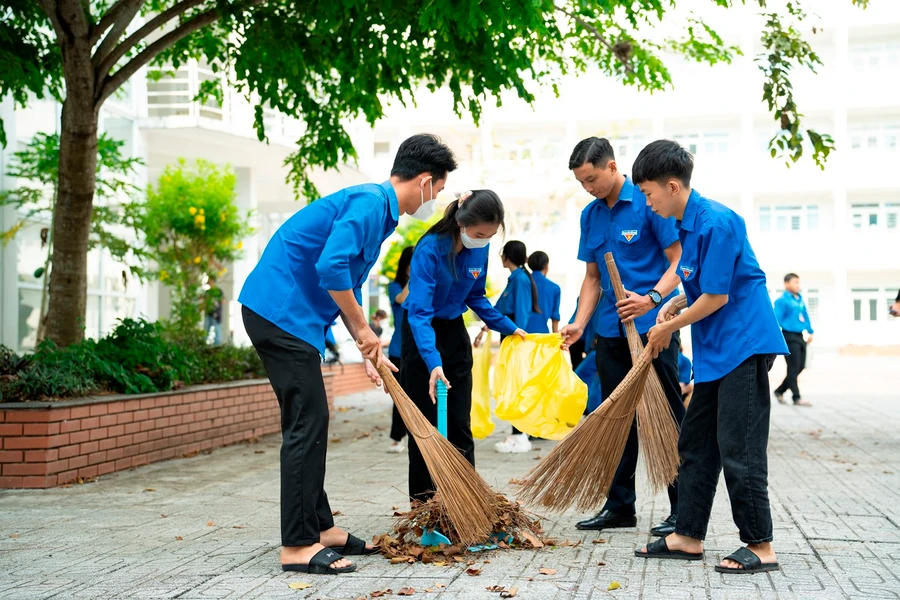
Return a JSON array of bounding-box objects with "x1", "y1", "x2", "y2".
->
[
  {"x1": 329, "y1": 532, "x2": 379, "y2": 556},
  {"x1": 282, "y1": 547, "x2": 356, "y2": 574},
  {"x1": 714, "y1": 547, "x2": 780, "y2": 574},
  {"x1": 634, "y1": 536, "x2": 704, "y2": 561}
]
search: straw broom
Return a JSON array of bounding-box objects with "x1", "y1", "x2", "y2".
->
[
  {"x1": 604, "y1": 252, "x2": 681, "y2": 493},
  {"x1": 516, "y1": 348, "x2": 654, "y2": 512},
  {"x1": 375, "y1": 363, "x2": 498, "y2": 546}
]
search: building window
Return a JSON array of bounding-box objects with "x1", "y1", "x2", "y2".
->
[
  {"x1": 849, "y1": 41, "x2": 900, "y2": 72},
  {"x1": 759, "y1": 206, "x2": 771, "y2": 231},
  {"x1": 673, "y1": 132, "x2": 732, "y2": 156},
  {"x1": 851, "y1": 288, "x2": 897, "y2": 323},
  {"x1": 850, "y1": 201, "x2": 899, "y2": 230},
  {"x1": 759, "y1": 204, "x2": 820, "y2": 232},
  {"x1": 373, "y1": 141, "x2": 391, "y2": 157},
  {"x1": 849, "y1": 124, "x2": 900, "y2": 152}
]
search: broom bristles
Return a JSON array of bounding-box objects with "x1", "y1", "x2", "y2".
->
[
  {"x1": 604, "y1": 253, "x2": 681, "y2": 492},
  {"x1": 376, "y1": 363, "x2": 498, "y2": 546},
  {"x1": 516, "y1": 350, "x2": 654, "y2": 512}
]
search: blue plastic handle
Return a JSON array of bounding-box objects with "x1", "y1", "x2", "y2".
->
[{"x1": 436, "y1": 379, "x2": 448, "y2": 438}]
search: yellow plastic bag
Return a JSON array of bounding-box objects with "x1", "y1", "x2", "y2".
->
[
  {"x1": 493, "y1": 333, "x2": 587, "y2": 440},
  {"x1": 470, "y1": 330, "x2": 495, "y2": 439}
]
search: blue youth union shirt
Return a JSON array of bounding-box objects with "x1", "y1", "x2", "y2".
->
[
  {"x1": 405, "y1": 234, "x2": 517, "y2": 372},
  {"x1": 774, "y1": 291, "x2": 814, "y2": 334},
  {"x1": 495, "y1": 267, "x2": 535, "y2": 331},
  {"x1": 577, "y1": 175, "x2": 680, "y2": 337},
  {"x1": 387, "y1": 281, "x2": 405, "y2": 358},
  {"x1": 527, "y1": 272, "x2": 561, "y2": 333},
  {"x1": 678, "y1": 352, "x2": 693, "y2": 385},
  {"x1": 676, "y1": 190, "x2": 788, "y2": 383},
  {"x1": 239, "y1": 181, "x2": 399, "y2": 355}
]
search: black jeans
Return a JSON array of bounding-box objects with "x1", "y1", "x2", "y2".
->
[
  {"x1": 400, "y1": 314, "x2": 475, "y2": 502},
  {"x1": 568, "y1": 338, "x2": 586, "y2": 371},
  {"x1": 242, "y1": 306, "x2": 334, "y2": 546},
  {"x1": 596, "y1": 332, "x2": 684, "y2": 516},
  {"x1": 389, "y1": 355, "x2": 406, "y2": 442},
  {"x1": 774, "y1": 331, "x2": 806, "y2": 401},
  {"x1": 675, "y1": 354, "x2": 775, "y2": 544}
]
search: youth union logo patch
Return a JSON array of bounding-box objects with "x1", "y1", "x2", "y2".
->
[
  {"x1": 680, "y1": 265, "x2": 694, "y2": 279},
  {"x1": 621, "y1": 229, "x2": 638, "y2": 242},
  {"x1": 468, "y1": 267, "x2": 483, "y2": 279}
]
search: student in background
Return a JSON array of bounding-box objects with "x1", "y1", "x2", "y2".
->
[
  {"x1": 402, "y1": 190, "x2": 526, "y2": 503},
  {"x1": 490, "y1": 240, "x2": 541, "y2": 454},
  {"x1": 773, "y1": 273, "x2": 814, "y2": 407},
  {"x1": 369, "y1": 309, "x2": 388, "y2": 338},
  {"x1": 386, "y1": 247, "x2": 413, "y2": 453},
  {"x1": 526, "y1": 251, "x2": 562, "y2": 334},
  {"x1": 891, "y1": 289, "x2": 900, "y2": 317}
]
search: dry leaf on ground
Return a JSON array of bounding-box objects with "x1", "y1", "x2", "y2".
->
[
  {"x1": 608, "y1": 581, "x2": 622, "y2": 590},
  {"x1": 288, "y1": 582, "x2": 313, "y2": 590},
  {"x1": 207, "y1": 521, "x2": 215, "y2": 526},
  {"x1": 371, "y1": 590, "x2": 393, "y2": 598},
  {"x1": 254, "y1": 450, "x2": 265, "y2": 454},
  {"x1": 538, "y1": 568, "x2": 557, "y2": 575},
  {"x1": 597, "y1": 561, "x2": 606, "y2": 566},
  {"x1": 175, "y1": 536, "x2": 183, "y2": 541},
  {"x1": 9, "y1": 534, "x2": 19, "y2": 539},
  {"x1": 501, "y1": 588, "x2": 518, "y2": 598},
  {"x1": 397, "y1": 588, "x2": 415, "y2": 596},
  {"x1": 592, "y1": 538, "x2": 606, "y2": 544},
  {"x1": 143, "y1": 488, "x2": 155, "y2": 492},
  {"x1": 466, "y1": 568, "x2": 482, "y2": 576},
  {"x1": 332, "y1": 511, "x2": 343, "y2": 516}
]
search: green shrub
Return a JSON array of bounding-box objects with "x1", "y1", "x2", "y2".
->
[{"x1": 0, "y1": 318, "x2": 266, "y2": 403}]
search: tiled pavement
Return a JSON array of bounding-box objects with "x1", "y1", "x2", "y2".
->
[{"x1": 1, "y1": 352, "x2": 898, "y2": 599}]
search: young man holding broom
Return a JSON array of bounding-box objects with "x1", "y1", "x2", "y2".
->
[
  {"x1": 561, "y1": 137, "x2": 685, "y2": 536},
  {"x1": 636, "y1": 139, "x2": 788, "y2": 573},
  {"x1": 239, "y1": 134, "x2": 457, "y2": 575}
]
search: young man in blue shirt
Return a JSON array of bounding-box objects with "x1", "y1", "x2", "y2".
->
[
  {"x1": 239, "y1": 134, "x2": 457, "y2": 575},
  {"x1": 636, "y1": 139, "x2": 788, "y2": 574},
  {"x1": 560, "y1": 137, "x2": 685, "y2": 537},
  {"x1": 773, "y1": 273, "x2": 814, "y2": 407}
]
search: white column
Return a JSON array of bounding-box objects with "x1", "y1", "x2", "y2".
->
[
  {"x1": 832, "y1": 20, "x2": 850, "y2": 349},
  {"x1": 229, "y1": 167, "x2": 258, "y2": 346},
  {"x1": 0, "y1": 96, "x2": 19, "y2": 348}
]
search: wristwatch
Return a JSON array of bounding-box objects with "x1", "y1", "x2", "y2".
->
[{"x1": 648, "y1": 289, "x2": 662, "y2": 307}]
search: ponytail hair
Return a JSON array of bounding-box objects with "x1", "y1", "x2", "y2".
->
[
  {"x1": 420, "y1": 189, "x2": 506, "y2": 276},
  {"x1": 394, "y1": 246, "x2": 414, "y2": 287},
  {"x1": 502, "y1": 240, "x2": 540, "y2": 314}
]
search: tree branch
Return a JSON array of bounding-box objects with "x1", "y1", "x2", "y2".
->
[
  {"x1": 91, "y1": 0, "x2": 140, "y2": 46},
  {"x1": 556, "y1": 6, "x2": 634, "y2": 73},
  {"x1": 91, "y1": 0, "x2": 144, "y2": 58},
  {"x1": 96, "y1": 0, "x2": 264, "y2": 107},
  {"x1": 94, "y1": 0, "x2": 207, "y2": 81}
]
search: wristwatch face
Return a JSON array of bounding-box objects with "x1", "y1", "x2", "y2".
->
[{"x1": 649, "y1": 291, "x2": 662, "y2": 305}]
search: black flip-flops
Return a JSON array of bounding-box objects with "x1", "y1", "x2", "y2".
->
[
  {"x1": 634, "y1": 536, "x2": 704, "y2": 561},
  {"x1": 329, "y1": 533, "x2": 379, "y2": 556},
  {"x1": 714, "y1": 547, "x2": 780, "y2": 574},
  {"x1": 282, "y1": 547, "x2": 356, "y2": 574}
]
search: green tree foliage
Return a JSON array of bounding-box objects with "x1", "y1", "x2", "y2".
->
[
  {"x1": 0, "y1": 0, "x2": 868, "y2": 345},
  {"x1": 135, "y1": 159, "x2": 253, "y2": 329}
]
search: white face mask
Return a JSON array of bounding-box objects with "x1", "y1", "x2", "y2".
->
[
  {"x1": 460, "y1": 227, "x2": 491, "y2": 249},
  {"x1": 410, "y1": 178, "x2": 435, "y2": 221}
]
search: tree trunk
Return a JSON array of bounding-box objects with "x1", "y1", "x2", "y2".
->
[{"x1": 43, "y1": 100, "x2": 98, "y2": 346}]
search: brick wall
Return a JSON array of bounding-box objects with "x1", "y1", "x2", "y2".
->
[
  {"x1": 0, "y1": 366, "x2": 353, "y2": 490},
  {"x1": 322, "y1": 362, "x2": 374, "y2": 398}
]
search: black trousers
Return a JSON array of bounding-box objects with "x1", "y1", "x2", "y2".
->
[
  {"x1": 400, "y1": 313, "x2": 474, "y2": 502},
  {"x1": 242, "y1": 306, "x2": 334, "y2": 546},
  {"x1": 675, "y1": 354, "x2": 775, "y2": 544},
  {"x1": 389, "y1": 355, "x2": 406, "y2": 442},
  {"x1": 774, "y1": 331, "x2": 806, "y2": 401},
  {"x1": 596, "y1": 332, "x2": 684, "y2": 516},
  {"x1": 569, "y1": 338, "x2": 586, "y2": 371}
]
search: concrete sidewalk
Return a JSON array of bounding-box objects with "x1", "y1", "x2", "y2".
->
[{"x1": 1, "y1": 354, "x2": 899, "y2": 599}]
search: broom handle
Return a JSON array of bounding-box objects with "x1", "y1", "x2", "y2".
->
[
  {"x1": 436, "y1": 380, "x2": 448, "y2": 438},
  {"x1": 604, "y1": 252, "x2": 645, "y2": 361}
]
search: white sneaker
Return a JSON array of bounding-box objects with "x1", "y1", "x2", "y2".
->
[
  {"x1": 494, "y1": 434, "x2": 532, "y2": 454},
  {"x1": 387, "y1": 440, "x2": 405, "y2": 453}
]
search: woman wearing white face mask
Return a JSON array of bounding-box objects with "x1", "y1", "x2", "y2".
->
[{"x1": 400, "y1": 189, "x2": 526, "y2": 503}]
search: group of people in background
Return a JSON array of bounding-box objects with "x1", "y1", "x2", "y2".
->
[{"x1": 238, "y1": 131, "x2": 804, "y2": 576}]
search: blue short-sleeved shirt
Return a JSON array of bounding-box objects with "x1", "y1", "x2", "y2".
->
[
  {"x1": 577, "y1": 176, "x2": 680, "y2": 337},
  {"x1": 678, "y1": 352, "x2": 693, "y2": 385},
  {"x1": 676, "y1": 190, "x2": 788, "y2": 383},
  {"x1": 774, "y1": 292, "x2": 814, "y2": 334},
  {"x1": 239, "y1": 181, "x2": 399, "y2": 355},
  {"x1": 495, "y1": 267, "x2": 535, "y2": 331},
  {"x1": 387, "y1": 281, "x2": 405, "y2": 358},
  {"x1": 528, "y1": 272, "x2": 561, "y2": 333},
  {"x1": 405, "y1": 234, "x2": 517, "y2": 372}
]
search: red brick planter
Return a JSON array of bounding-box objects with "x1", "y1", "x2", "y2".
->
[{"x1": 0, "y1": 362, "x2": 374, "y2": 490}]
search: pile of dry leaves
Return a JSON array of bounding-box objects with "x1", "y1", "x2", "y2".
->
[{"x1": 373, "y1": 494, "x2": 547, "y2": 563}]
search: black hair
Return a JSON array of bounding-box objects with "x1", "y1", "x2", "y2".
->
[
  {"x1": 784, "y1": 272, "x2": 799, "y2": 283},
  {"x1": 568, "y1": 137, "x2": 615, "y2": 170},
  {"x1": 394, "y1": 246, "x2": 414, "y2": 287},
  {"x1": 631, "y1": 139, "x2": 694, "y2": 188},
  {"x1": 373, "y1": 309, "x2": 387, "y2": 320},
  {"x1": 527, "y1": 251, "x2": 549, "y2": 273},
  {"x1": 502, "y1": 240, "x2": 540, "y2": 314},
  {"x1": 420, "y1": 189, "x2": 505, "y2": 277},
  {"x1": 390, "y1": 134, "x2": 458, "y2": 181}
]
